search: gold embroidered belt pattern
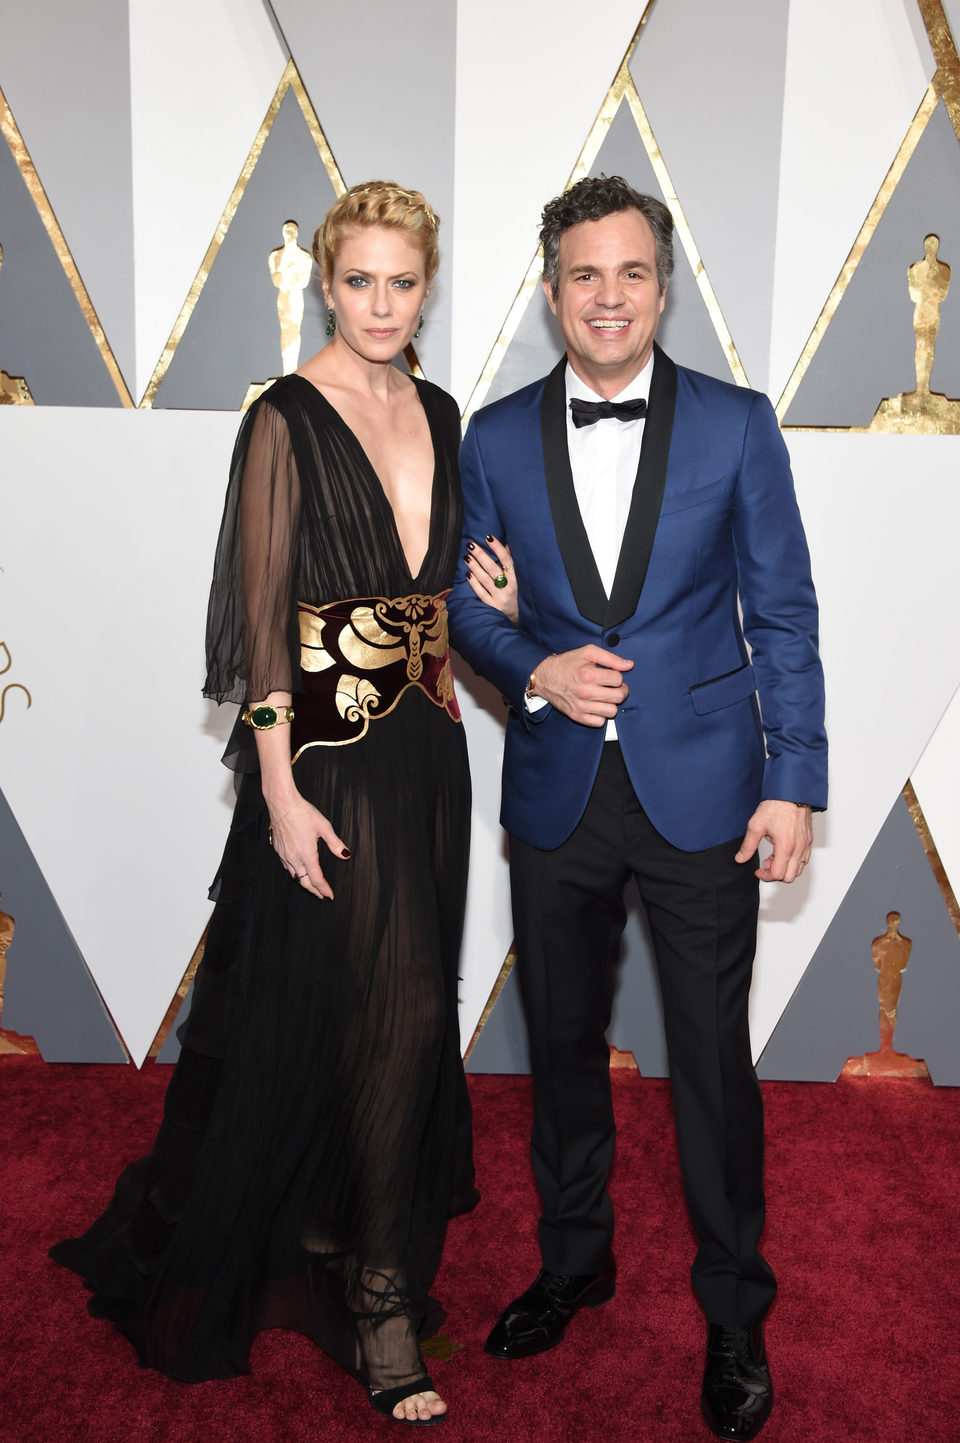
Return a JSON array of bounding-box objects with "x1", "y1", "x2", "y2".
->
[{"x1": 290, "y1": 591, "x2": 460, "y2": 759}]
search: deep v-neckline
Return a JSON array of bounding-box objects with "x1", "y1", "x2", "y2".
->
[{"x1": 291, "y1": 374, "x2": 439, "y2": 585}]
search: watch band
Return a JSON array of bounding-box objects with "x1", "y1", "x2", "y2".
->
[{"x1": 526, "y1": 655, "x2": 554, "y2": 699}]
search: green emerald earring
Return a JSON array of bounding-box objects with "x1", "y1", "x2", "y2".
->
[
  {"x1": 414, "y1": 313, "x2": 424, "y2": 339},
  {"x1": 325, "y1": 310, "x2": 336, "y2": 337}
]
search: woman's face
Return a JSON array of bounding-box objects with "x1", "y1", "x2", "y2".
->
[{"x1": 324, "y1": 225, "x2": 428, "y2": 363}]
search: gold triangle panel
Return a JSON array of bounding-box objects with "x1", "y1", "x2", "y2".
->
[
  {"x1": 147, "y1": 923, "x2": 208, "y2": 1060},
  {"x1": 780, "y1": 99, "x2": 960, "y2": 429},
  {"x1": 0, "y1": 85, "x2": 132, "y2": 407},
  {"x1": 143, "y1": 63, "x2": 341, "y2": 411},
  {"x1": 142, "y1": 61, "x2": 422, "y2": 411},
  {"x1": 778, "y1": 0, "x2": 960, "y2": 428},
  {"x1": 464, "y1": 7, "x2": 744, "y2": 423}
]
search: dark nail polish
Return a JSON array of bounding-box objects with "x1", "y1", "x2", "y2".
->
[
  {"x1": 466, "y1": 541, "x2": 476, "y2": 551},
  {"x1": 340, "y1": 847, "x2": 352, "y2": 859},
  {"x1": 485, "y1": 534, "x2": 496, "y2": 544}
]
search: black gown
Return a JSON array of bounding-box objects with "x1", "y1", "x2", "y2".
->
[{"x1": 50, "y1": 373, "x2": 477, "y2": 1392}]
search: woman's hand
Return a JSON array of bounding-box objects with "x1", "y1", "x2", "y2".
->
[
  {"x1": 465, "y1": 535, "x2": 518, "y2": 623},
  {"x1": 268, "y1": 794, "x2": 351, "y2": 901}
]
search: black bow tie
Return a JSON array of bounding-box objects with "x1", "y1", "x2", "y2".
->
[{"x1": 569, "y1": 396, "x2": 648, "y2": 428}]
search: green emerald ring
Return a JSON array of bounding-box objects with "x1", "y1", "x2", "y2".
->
[{"x1": 494, "y1": 573, "x2": 508, "y2": 589}]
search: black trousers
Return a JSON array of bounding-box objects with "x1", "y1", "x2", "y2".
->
[{"x1": 509, "y1": 744, "x2": 776, "y2": 1328}]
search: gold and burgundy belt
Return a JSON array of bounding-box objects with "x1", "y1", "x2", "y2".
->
[{"x1": 290, "y1": 591, "x2": 460, "y2": 760}]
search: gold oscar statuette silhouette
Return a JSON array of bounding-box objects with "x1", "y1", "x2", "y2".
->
[
  {"x1": 869, "y1": 235, "x2": 960, "y2": 433},
  {"x1": 242, "y1": 220, "x2": 315, "y2": 410},
  {"x1": 0, "y1": 243, "x2": 35, "y2": 405},
  {"x1": 841, "y1": 911, "x2": 930, "y2": 1079},
  {"x1": 0, "y1": 891, "x2": 40, "y2": 1056},
  {"x1": 270, "y1": 221, "x2": 314, "y2": 375}
]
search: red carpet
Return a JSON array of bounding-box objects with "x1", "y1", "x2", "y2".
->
[{"x1": 3, "y1": 1058, "x2": 958, "y2": 1441}]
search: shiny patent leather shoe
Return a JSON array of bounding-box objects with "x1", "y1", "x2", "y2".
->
[
  {"x1": 700, "y1": 1323, "x2": 773, "y2": 1440},
  {"x1": 484, "y1": 1260, "x2": 616, "y2": 1359}
]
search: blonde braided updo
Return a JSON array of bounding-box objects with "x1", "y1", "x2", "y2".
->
[{"x1": 313, "y1": 181, "x2": 440, "y2": 286}]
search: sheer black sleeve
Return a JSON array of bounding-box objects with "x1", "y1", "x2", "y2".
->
[{"x1": 203, "y1": 396, "x2": 303, "y2": 705}]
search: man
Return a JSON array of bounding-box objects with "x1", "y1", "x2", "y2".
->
[{"x1": 447, "y1": 176, "x2": 826, "y2": 1440}]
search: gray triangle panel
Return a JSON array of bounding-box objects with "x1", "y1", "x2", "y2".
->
[
  {"x1": 483, "y1": 288, "x2": 566, "y2": 409},
  {"x1": 463, "y1": 960, "x2": 530, "y2": 1074},
  {"x1": 607, "y1": 885, "x2": 669, "y2": 1076},
  {"x1": 0, "y1": 784, "x2": 126, "y2": 1061},
  {"x1": 465, "y1": 884, "x2": 668, "y2": 1076},
  {"x1": 152, "y1": 87, "x2": 339, "y2": 411},
  {"x1": 0, "y1": 131, "x2": 124, "y2": 405},
  {"x1": 784, "y1": 102, "x2": 960, "y2": 426},
  {"x1": 757, "y1": 792, "x2": 960, "y2": 1083}
]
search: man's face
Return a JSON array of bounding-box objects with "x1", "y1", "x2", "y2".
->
[{"x1": 543, "y1": 208, "x2": 666, "y2": 394}]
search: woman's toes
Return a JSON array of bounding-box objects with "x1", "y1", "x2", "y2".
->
[{"x1": 393, "y1": 1390, "x2": 446, "y2": 1422}]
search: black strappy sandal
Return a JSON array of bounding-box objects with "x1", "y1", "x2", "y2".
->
[{"x1": 366, "y1": 1375, "x2": 446, "y2": 1426}]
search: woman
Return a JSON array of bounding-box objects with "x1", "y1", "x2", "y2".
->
[{"x1": 51, "y1": 181, "x2": 502, "y2": 1427}]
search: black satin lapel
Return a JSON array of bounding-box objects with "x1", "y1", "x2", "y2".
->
[
  {"x1": 605, "y1": 344, "x2": 678, "y2": 628},
  {"x1": 540, "y1": 359, "x2": 607, "y2": 625}
]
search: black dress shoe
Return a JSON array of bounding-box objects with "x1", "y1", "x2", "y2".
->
[
  {"x1": 700, "y1": 1323, "x2": 773, "y2": 1440},
  {"x1": 484, "y1": 1260, "x2": 616, "y2": 1359}
]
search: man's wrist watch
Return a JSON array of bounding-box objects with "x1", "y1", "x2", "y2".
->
[
  {"x1": 526, "y1": 655, "x2": 553, "y2": 699},
  {"x1": 242, "y1": 704, "x2": 295, "y2": 730}
]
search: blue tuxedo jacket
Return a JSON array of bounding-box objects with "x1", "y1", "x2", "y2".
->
[{"x1": 447, "y1": 346, "x2": 827, "y2": 852}]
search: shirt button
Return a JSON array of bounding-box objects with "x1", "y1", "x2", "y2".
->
[{"x1": 606, "y1": 632, "x2": 620, "y2": 646}]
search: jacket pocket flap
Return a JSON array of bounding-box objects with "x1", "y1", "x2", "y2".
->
[
  {"x1": 659, "y1": 477, "x2": 728, "y2": 517},
  {"x1": 690, "y1": 664, "x2": 757, "y2": 714}
]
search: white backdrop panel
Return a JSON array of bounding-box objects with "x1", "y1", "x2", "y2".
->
[
  {"x1": 911, "y1": 683, "x2": 960, "y2": 910},
  {"x1": 129, "y1": 0, "x2": 287, "y2": 403},
  {"x1": 449, "y1": 0, "x2": 645, "y2": 1044},
  {"x1": 0, "y1": 407, "x2": 240, "y2": 1063},
  {"x1": 749, "y1": 433, "x2": 960, "y2": 1052}
]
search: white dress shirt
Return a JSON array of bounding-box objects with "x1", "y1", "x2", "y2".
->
[{"x1": 527, "y1": 354, "x2": 654, "y2": 739}]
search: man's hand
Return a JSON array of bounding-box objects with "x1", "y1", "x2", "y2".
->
[
  {"x1": 532, "y1": 645, "x2": 633, "y2": 727},
  {"x1": 736, "y1": 800, "x2": 813, "y2": 883}
]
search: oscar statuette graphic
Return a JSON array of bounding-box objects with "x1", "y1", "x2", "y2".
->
[
  {"x1": 869, "y1": 235, "x2": 960, "y2": 433},
  {"x1": 269, "y1": 221, "x2": 314, "y2": 375},
  {"x1": 243, "y1": 220, "x2": 315, "y2": 409},
  {"x1": 842, "y1": 911, "x2": 930, "y2": 1079}
]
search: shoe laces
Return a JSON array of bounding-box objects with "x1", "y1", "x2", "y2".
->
[
  {"x1": 709, "y1": 1326, "x2": 766, "y2": 1387},
  {"x1": 713, "y1": 1326, "x2": 753, "y2": 1356},
  {"x1": 531, "y1": 1271, "x2": 580, "y2": 1303}
]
